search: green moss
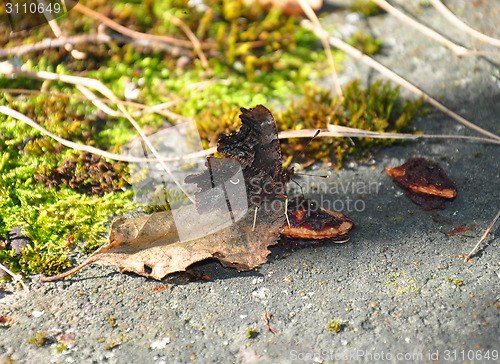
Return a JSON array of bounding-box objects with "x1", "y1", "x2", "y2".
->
[
  {"x1": 247, "y1": 327, "x2": 258, "y2": 338},
  {"x1": 351, "y1": 0, "x2": 382, "y2": 17},
  {"x1": 327, "y1": 319, "x2": 344, "y2": 333},
  {"x1": 277, "y1": 80, "x2": 425, "y2": 168},
  {"x1": 384, "y1": 271, "x2": 420, "y2": 296},
  {"x1": 346, "y1": 30, "x2": 383, "y2": 55},
  {"x1": 34, "y1": 151, "x2": 129, "y2": 196},
  {"x1": 28, "y1": 332, "x2": 48, "y2": 347},
  {"x1": 0, "y1": 125, "x2": 137, "y2": 277}
]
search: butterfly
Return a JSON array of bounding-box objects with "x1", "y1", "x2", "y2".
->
[
  {"x1": 185, "y1": 105, "x2": 294, "y2": 211},
  {"x1": 185, "y1": 105, "x2": 354, "y2": 247}
]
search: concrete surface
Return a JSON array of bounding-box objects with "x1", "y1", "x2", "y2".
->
[{"x1": 1, "y1": 0, "x2": 499, "y2": 363}]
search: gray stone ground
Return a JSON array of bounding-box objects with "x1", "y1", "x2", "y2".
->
[{"x1": 1, "y1": 1, "x2": 499, "y2": 363}]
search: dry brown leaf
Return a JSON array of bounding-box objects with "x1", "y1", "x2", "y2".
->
[{"x1": 42, "y1": 201, "x2": 285, "y2": 281}]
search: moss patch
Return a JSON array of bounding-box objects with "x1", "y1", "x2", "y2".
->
[
  {"x1": 327, "y1": 319, "x2": 345, "y2": 333},
  {"x1": 384, "y1": 271, "x2": 420, "y2": 297},
  {"x1": 277, "y1": 80, "x2": 424, "y2": 168}
]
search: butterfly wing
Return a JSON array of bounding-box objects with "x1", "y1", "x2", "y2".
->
[
  {"x1": 184, "y1": 157, "x2": 247, "y2": 213},
  {"x1": 187, "y1": 105, "x2": 290, "y2": 209},
  {"x1": 218, "y1": 105, "x2": 283, "y2": 183}
]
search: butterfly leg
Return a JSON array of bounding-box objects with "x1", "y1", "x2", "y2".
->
[
  {"x1": 284, "y1": 196, "x2": 291, "y2": 227},
  {"x1": 251, "y1": 204, "x2": 260, "y2": 231}
]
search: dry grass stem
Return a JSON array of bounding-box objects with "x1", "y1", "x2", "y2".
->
[
  {"x1": 0, "y1": 33, "x2": 112, "y2": 58},
  {"x1": 38, "y1": 0, "x2": 86, "y2": 59},
  {"x1": 429, "y1": 0, "x2": 500, "y2": 48},
  {"x1": 0, "y1": 105, "x2": 144, "y2": 162},
  {"x1": 372, "y1": 0, "x2": 499, "y2": 57},
  {"x1": 75, "y1": 84, "x2": 122, "y2": 117},
  {"x1": 0, "y1": 262, "x2": 30, "y2": 293},
  {"x1": 297, "y1": 0, "x2": 343, "y2": 102},
  {"x1": 0, "y1": 31, "x2": 192, "y2": 58},
  {"x1": 0, "y1": 105, "x2": 214, "y2": 162},
  {"x1": 300, "y1": 19, "x2": 500, "y2": 142},
  {"x1": 464, "y1": 210, "x2": 500, "y2": 261},
  {"x1": 0, "y1": 88, "x2": 187, "y2": 121},
  {"x1": 73, "y1": 2, "x2": 216, "y2": 50},
  {"x1": 163, "y1": 12, "x2": 209, "y2": 69},
  {"x1": 280, "y1": 127, "x2": 500, "y2": 144}
]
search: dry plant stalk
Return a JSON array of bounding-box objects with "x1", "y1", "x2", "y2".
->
[
  {"x1": 162, "y1": 12, "x2": 209, "y2": 69},
  {"x1": 75, "y1": 84, "x2": 122, "y2": 117},
  {"x1": 429, "y1": 0, "x2": 500, "y2": 48},
  {"x1": 0, "y1": 105, "x2": 145, "y2": 162},
  {"x1": 0, "y1": 33, "x2": 111, "y2": 58},
  {"x1": 72, "y1": 2, "x2": 216, "y2": 50},
  {"x1": 300, "y1": 19, "x2": 500, "y2": 142},
  {"x1": 372, "y1": 0, "x2": 499, "y2": 57},
  {"x1": 0, "y1": 104, "x2": 214, "y2": 162},
  {"x1": 0, "y1": 263, "x2": 30, "y2": 293},
  {"x1": 297, "y1": 0, "x2": 343, "y2": 102},
  {"x1": 464, "y1": 210, "x2": 500, "y2": 261},
  {"x1": 38, "y1": 0, "x2": 86, "y2": 59},
  {"x1": 0, "y1": 88, "x2": 187, "y2": 121}
]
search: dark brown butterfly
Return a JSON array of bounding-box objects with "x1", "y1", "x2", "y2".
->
[
  {"x1": 185, "y1": 105, "x2": 294, "y2": 211},
  {"x1": 185, "y1": 105, "x2": 354, "y2": 247}
]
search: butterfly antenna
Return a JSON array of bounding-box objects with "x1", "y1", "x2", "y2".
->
[
  {"x1": 294, "y1": 173, "x2": 330, "y2": 179},
  {"x1": 288, "y1": 129, "x2": 329, "y2": 182},
  {"x1": 287, "y1": 129, "x2": 321, "y2": 167}
]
